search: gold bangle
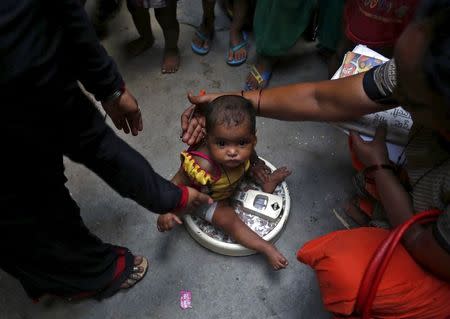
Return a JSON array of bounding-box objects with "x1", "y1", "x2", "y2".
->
[{"x1": 257, "y1": 89, "x2": 263, "y2": 115}]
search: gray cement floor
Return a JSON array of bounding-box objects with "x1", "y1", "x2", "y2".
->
[{"x1": 0, "y1": 2, "x2": 356, "y2": 318}]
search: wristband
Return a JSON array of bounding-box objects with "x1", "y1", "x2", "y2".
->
[{"x1": 174, "y1": 184, "x2": 189, "y2": 211}]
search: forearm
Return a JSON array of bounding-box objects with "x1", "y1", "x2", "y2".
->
[
  {"x1": 241, "y1": 74, "x2": 390, "y2": 122},
  {"x1": 374, "y1": 169, "x2": 450, "y2": 280},
  {"x1": 374, "y1": 169, "x2": 415, "y2": 228}
]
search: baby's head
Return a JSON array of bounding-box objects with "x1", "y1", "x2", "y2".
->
[{"x1": 204, "y1": 95, "x2": 256, "y2": 169}]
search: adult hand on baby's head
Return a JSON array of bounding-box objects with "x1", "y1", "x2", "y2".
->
[
  {"x1": 181, "y1": 92, "x2": 223, "y2": 145},
  {"x1": 350, "y1": 124, "x2": 390, "y2": 167},
  {"x1": 180, "y1": 104, "x2": 206, "y2": 145}
]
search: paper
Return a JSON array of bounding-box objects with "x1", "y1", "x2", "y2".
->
[{"x1": 331, "y1": 45, "x2": 413, "y2": 146}]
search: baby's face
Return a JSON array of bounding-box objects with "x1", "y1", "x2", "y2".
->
[{"x1": 206, "y1": 122, "x2": 256, "y2": 169}]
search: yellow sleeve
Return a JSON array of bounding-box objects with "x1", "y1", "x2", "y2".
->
[
  {"x1": 181, "y1": 151, "x2": 215, "y2": 186},
  {"x1": 244, "y1": 159, "x2": 251, "y2": 172}
]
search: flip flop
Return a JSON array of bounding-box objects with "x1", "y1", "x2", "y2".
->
[
  {"x1": 120, "y1": 256, "x2": 149, "y2": 289},
  {"x1": 245, "y1": 64, "x2": 272, "y2": 91},
  {"x1": 226, "y1": 31, "x2": 248, "y2": 66},
  {"x1": 191, "y1": 30, "x2": 213, "y2": 55}
]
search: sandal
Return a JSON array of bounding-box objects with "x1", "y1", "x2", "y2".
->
[
  {"x1": 245, "y1": 64, "x2": 272, "y2": 91},
  {"x1": 120, "y1": 256, "x2": 148, "y2": 289},
  {"x1": 226, "y1": 31, "x2": 248, "y2": 66},
  {"x1": 191, "y1": 30, "x2": 213, "y2": 55}
]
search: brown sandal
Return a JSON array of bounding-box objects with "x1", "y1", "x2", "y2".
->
[{"x1": 120, "y1": 256, "x2": 148, "y2": 289}]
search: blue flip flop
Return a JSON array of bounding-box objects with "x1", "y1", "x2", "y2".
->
[
  {"x1": 245, "y1": 64, "x2": 272, "y2": 91},
  {"x1": 227, "y1": 31, "x2": 248, "y2": 66},
  {"x1": 191, "y1": 30, "x2": 213, "y2": 55}
]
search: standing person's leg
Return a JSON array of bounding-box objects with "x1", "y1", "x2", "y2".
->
[
  {"x1": 226, "y1": 0, "x2": 249, "y2": 65},
  {"x1": 0, "y1": 186, "x2": 143, "y2": 300},
  {"x1": 93, "y1": 0, "x2": 123, "y2": 38},
  {"x1": 316, "y1": 0, "x2": 345, "y2": 77},
  {"x1": 212, "y1": 201, "x2": 288, "y2": 270},
  {"x1": 245, "y1": 0, "x2": 314, "y2": 90},
  {"x1": 191, "y1": 0, "x2": 215, "y2": 55},
  {"x1": 127, "y1": 1, "x2": 154, "y2": 56},
  {"x1": 155, "y1": 0, "x2": 180, "y2": 73}
]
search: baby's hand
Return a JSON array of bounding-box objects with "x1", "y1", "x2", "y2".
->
[
  {"x1": 250, "y1": 159, "x2": 271, "y2": 185},
  {"x1": 157, "y1": 213, "x2": 183, "y2": 232}
]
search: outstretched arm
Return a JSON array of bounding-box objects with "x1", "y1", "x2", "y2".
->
[{"x1": 188, "y1": 73, "x2": 393, "y2": 123}]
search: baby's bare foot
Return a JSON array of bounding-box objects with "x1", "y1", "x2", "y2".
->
[
  {"x1": 264, "y1": 245, "x2": 288, "y2": 270},
  {"x1": 161, "y1": 48, "x2": 180, "y2": 74},
  {"x1": 127, "y1": 36, "x2": 154, "y2": 57},
  {"x1": 262, "y1": 167, "x2": 291, "y2": 193}
]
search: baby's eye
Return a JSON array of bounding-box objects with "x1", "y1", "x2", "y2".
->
[
  {"x1": 216, "y1": 140, "x2": 226, "y2": 147},
  {"x1": 239, "y1": 139, "x2": 249, "y2": 146}
]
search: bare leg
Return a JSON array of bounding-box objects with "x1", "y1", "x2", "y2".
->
[
  {"x1": 155, "y1": 0, "x2": 180, "y2": 73},
  {"x1": 245, "y1": 54, "x2": 278, "y2": 90},
  {"x1": 127, "y1": 7, "x2": 154, "y2": 56},
  {"x1": 228, "y1": 0, "x2": 249, "y2": 62},
  {"x1": 212, "y1": 201, "x2": 288, "y2": 270},
  {"x1": 192, "y1": 0, "x2": 216, "y2": 51}
]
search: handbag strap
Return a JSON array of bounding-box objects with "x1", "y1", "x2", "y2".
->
[{"x1": 355, "y1": 209, "x2": 443, "y2": 318}]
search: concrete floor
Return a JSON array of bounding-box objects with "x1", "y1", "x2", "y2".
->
[{"x1": 0, "y1": 2, "x2": 356, "y2": 318}]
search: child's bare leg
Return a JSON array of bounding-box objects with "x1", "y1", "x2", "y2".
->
[
  {"x1": 192, "y1": 0, "x2": 215, "y2": 50},
  {"x1": 228, "y1": 0, "x2": 249, "y2": 62},
  {"x1": 127, "y1": 7, "x2": 154, "y2": 56},
  {"x1": 261, "y1": 167, "x2": 291, "y2": 193},
  {"x1": 155, "y1": 0, "x2": 180, "y2": 73},
  {"x1": 212, "y1": 202, "x2": 288, "y2": 270}
]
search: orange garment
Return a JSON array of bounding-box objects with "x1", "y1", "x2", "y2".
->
[{"x1": 297, "y1": 227, "x2": 450, "y2": 318}]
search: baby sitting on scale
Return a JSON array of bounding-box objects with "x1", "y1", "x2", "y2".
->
[{"x1": 157, "y1": 95, "x2": 291, "y2": 270}]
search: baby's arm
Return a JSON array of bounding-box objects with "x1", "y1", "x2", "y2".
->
[{"x1": 249, "y1": 150, "x2": 291, "y2": 194}]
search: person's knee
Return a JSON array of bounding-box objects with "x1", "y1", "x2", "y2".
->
[{"x1": 212, "y1": 211, "x2": 236, "y2": 231}]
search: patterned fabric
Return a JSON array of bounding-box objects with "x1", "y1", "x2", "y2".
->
[
  {"x1": 406, "y1": 126, "x2": 450, "y2": 253},
  {"x1": 180, "y1": 150, "x2": 250, "y2": 201}
]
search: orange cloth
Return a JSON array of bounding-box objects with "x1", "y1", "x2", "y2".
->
[{"x1": 297, "y1": 228, "x2": 450, "y2": 318}]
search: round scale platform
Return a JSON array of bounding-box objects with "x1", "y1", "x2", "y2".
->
[{"x1": 184, "y1": 158, "x2": 291, "y2": 256}]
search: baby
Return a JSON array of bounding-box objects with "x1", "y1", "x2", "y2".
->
[{"x1": 158, "y1": 95, "x2": 291, "y2": 270}]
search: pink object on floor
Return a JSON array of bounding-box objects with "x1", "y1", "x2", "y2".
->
[{"x1": 180, "y1": 290, "x2": 192, "y2": 309}]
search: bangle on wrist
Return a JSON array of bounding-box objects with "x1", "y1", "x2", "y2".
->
[
  {"x1": 102, "y1": 85, "x2": 125, "y2": 104},
  {"x1": 364, "y1": 164, "x2": 395, "y2": 175},
  {"x1": 257, "y1": 88, "x2": 263, "y2": 115}
]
